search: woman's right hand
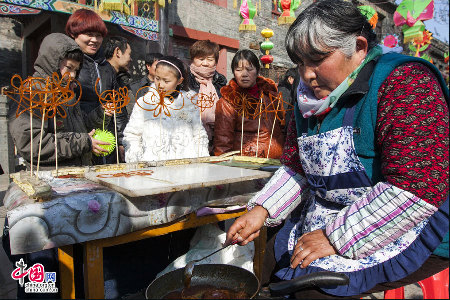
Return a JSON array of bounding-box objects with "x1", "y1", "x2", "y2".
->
[
  {"x1": 88, "y1": 129, "x2": 111, "y2": 155},
  {"x1": 103, "y1": 103, "x2": 115, "y2": 116},
  {"x1": 225, "y1": 205, "x2": 269, "y2": 246}
]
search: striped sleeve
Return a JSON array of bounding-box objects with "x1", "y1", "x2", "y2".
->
[
  {"x1": 325, "y1": 182, "x2": 438, "y2": 259},
  {"x1": 247, "y1": 165, "x2": 308, "y2": 226}
]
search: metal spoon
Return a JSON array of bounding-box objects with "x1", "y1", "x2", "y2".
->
[{"x1": 183, "y1": 239, "x2": 238, "y2": 288}]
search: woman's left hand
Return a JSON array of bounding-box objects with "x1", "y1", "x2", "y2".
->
[{"x1": 290, "y1": 229, "x2": 337, "y2": 269}]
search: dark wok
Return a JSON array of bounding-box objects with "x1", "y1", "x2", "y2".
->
[{"x1": 145, "y1": 264, "x2": 349, "y2": 299}]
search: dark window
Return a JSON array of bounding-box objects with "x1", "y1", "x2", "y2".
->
[{"x1": 138, "y1": 1, "x2": 156, "y2": 19}]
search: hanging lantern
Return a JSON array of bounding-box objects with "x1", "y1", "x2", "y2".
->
[
  {"x1": 278, "y1": 0, "x2": 301, "y2": 25},
  {"x1": 260, "y1": 28, "x2": 274, "y2": 69},
  {"x1": 382, "y1": 35, "x2": 399, "y2": 48},
  {"x1": 394, "y1": 0, "x2": 434, "y2": 27},
  {"x1": 409, "y1": 29, "x2": 432, "y2": 57},
  {"x1": 239, "y1": 0, "x2": 257, "y2": 31},
  {"x1": 402, "y1": 20, "x2": 426, "y2": 44},
  {"x1": 99, "y1": 0, "x2": 131, "y2": 14},
  {"x1": 394, "y1": 0, "x2": 434, "y2": 44},
  {"x1": 380, "y1": 34, "x2": 403, "y2": 54},
  {"x1": 359, "y1": 5, "x2": 378, "y2": 29},
  {"x1": 260, "y1": 55, "x2": 274, "y2": 65}
]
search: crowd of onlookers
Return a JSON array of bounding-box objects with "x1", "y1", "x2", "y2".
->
[
  {"x1": 3, "y1": 8, "x2": 298, "y2": 298},
  {"x1": 7, "y1": 8, "x2": 299, "y2": 173}
]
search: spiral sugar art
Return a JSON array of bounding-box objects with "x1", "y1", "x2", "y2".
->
[
  {"x1": 6, "y1": 72, "x2": 83, "y2": 176},
  {"x1": 135, "y1": 86, "x2": 184, "y2": 118},
  {"x1": 6, "y1": 72, "x2": 81, "y2": 119},
  {"x1": 263, "y1": 92, "x2": 294, "y2": 125},
  {"x1": 94, "y1": 78, "x2": 130, "y2": 113},
  {"x1": 229, "y1": 90, "x2": 292, "y2": 122},
  {"x1": 229, "y1": 91, "x2": 261, "y2": 120},
  {"x1": 190, "y1": 92, "x2": 216, "y2": 112}
]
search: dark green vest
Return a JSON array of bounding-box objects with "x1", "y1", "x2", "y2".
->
[
  {"x1": 294, "y1": 53, "x2": 449, "y2": 184},
  {"x1": 294, "y1": 53, "x2": 450, "y2": 257}
]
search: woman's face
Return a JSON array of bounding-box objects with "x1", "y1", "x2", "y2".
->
[
  {"x1": 154, "y1": 65, "x2": 183, "y2": 94},
  {"x1": 298, "y1": 37, "x2": 368, "y2": 99},
  {"x1": 233, "y1": 59, "x2": 258, "y2": 89},
  {"x1": 74, "y1": 32, "x2": 103, "y2": 55},
  {"x1": 192, "y1": 55, "x2": 216, "y2": 68}
]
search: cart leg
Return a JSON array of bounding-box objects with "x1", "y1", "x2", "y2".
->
[
  {"x1": 253, "y1": 226, "x2": 267, "y2": 282},
  {"x1": 83, "y1": 241, "x2": 104, "y2": 299},
  {"x1": 58, "y1": 245, "x2": 75, "y2": 299}
]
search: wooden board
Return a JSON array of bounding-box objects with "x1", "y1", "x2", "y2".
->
[{"x1": 84, "y1": 163, "x2": 271, "y2": 197}]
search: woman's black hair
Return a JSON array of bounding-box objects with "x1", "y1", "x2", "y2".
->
[
  {"x1": 278, "y1": 68, "x2": 298, "y2": 88},
  {"x1": 285, "y1": 0, "x2": 378, "y2": 64},
  {"x1": 156, "y1": 56, "x2": 190, "y2": 91},
  {"x1": 231, "y1": 49, "x2": 261, "y2": 75}
]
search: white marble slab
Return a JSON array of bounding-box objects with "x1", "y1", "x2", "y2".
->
[{"x1": 85, "y1": 163, "x2": 271, "y2": 197}]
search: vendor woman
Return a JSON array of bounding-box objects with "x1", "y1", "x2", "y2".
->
[{"x1": 226, "y1": 0, "x2": 449, "y2": 298}]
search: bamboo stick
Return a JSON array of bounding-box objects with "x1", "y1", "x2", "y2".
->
[
  {"x1": 255, "y1": 94, "x2": 263, "y2": 158},
  {"x1": 29, "y1": 85, "x2": 33, "y2": 176},
  {"x1": 37, "y1": 90, "x2": 49, "y2": 175},
  {"x1": 267, "y1": 97, "x2": 281, "y2": 159},
  {"x1": 240, "y1": 110, "x2": 244, "y2": 156},
  {"x1": 114, "y1": 111, "x2": 119, "y2": 165},
  {"x1": 54, "y1": 117, "x2": 58, "y2": 177}
]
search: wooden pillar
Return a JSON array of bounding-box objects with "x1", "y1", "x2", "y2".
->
[{"x1": 159, "y1": 0, "x2": 169, "y2": 55}]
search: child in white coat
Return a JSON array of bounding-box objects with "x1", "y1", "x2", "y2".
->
[{"x1": 124, "y1": 56, "x2": 209, "y2": 162}]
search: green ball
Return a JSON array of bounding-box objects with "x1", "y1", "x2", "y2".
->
[{"x1": 92, "y1": 129, "x2": 116, "y2": 157}]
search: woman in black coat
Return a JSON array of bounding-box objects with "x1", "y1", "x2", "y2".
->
[{"x1": 66, "y1": 9, "x2": 128, "y2": 164}]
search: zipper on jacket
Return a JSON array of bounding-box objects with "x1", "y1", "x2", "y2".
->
[{"x1": 94, "y1": 62, "x2": 102, "y2": 92}]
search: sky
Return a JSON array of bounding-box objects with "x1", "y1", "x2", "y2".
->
[{"x1": 395, "y1": 0, "x2": 449, "y2": 44}]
